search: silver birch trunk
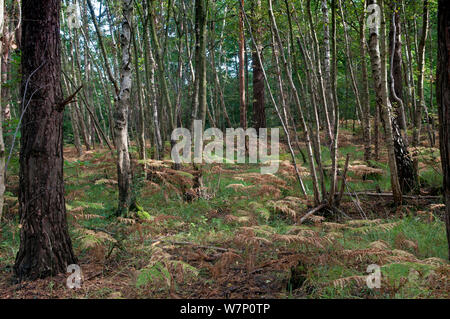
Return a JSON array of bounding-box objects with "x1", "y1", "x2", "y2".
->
[{"x1": 115, "y1": 0, "x2": 133, "y2": 215}]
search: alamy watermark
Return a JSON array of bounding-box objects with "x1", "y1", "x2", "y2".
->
[
  {"x1": 367, "y1": 3, "x2": 381, "y2": 34},
  {"x1": 66, "y1": 264, "x2": 82, "y2": 289},
  {"x1": 67, "y1": 2, "x2": 82, "y2": 30},
  {"x1": 366, "y1": 264, "x2": 381, "y2": 289},
  {"x1": 171, "y1": 120, "x2": 280, "y2": 174}
]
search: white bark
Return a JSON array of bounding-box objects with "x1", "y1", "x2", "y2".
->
[{"x1": 115, "y1": 0, "x2": 133, "y2": 214}]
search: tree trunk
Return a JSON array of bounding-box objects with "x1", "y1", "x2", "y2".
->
[
  {"x1": 114, "y1": 0, "x2": 133, "y2": 216},
  {"x1": 194, "y1": 0, "x2": 208, "y2": 130},
  {"x1": 437, "y1": 0, "x2": 450, "y2": 261},
  {"x1": 268, "y1": 0, "x2": 319, "y2": 203},
  {"x1": 359, "y1": 0, "x2": 372, "y2": 162},
  {"x1": 132, "y1": 25, "x2": 147, "y2": 175},
  {"x1": 321, "y1": 0, "x2": 335, "y2": 131},
  {"x1": 239, "y1": 0, "x2": 246, "y2": 133},
  {"x1": 412, "y1": 0, "x2": 429, "y2": 176},
  {"x1": 251, "y1": 0, "x2": 265, "y2": 131},
  {"x1": 0, "y1": 0, "x2": 5, "y2": 221},
  {"x1": 389, "y1": 7, "x2": 407, "y2": 131},
  {"x1": 367, "y1": 0, "x2": 402, "y2": 205},
  {"x1": 306, "y1": 0, "x2": 333, "y2": 143},
  {"x1": 388, "y1": 3, "x2": 416, "y2": 193},
  {"x1": 14, "y1": 0, "x2": 76, "y2": 280},
  {"x1": 149, "y1": 0, "x2": 175, "y2": 134}
]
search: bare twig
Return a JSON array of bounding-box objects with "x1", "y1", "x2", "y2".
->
[{"x1": 57, "y1": 85, "x2": 83, "y2": 111}]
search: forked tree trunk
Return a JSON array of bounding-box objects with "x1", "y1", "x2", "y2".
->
[
  {"x1": 437, "y1": 0, "x2": 450, "y2": 261},
  {"x1": 388, "y1": 4, "x2": 415, "y2": 193},
  {"x1": 14, "y1": 0, "x2": 76, "y2": 280},
  {"x1": 367, "y1": 0, "x2": 402, "y2": 205},
  {"x1": 389, "y1": 7, "x2": 407, "y2": 131},
  {"x1": 115, "y1": 0, "x2": 133, "y2": 215}
]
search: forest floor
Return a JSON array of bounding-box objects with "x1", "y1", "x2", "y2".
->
[{"x1": 0, "y1": 126, "x2": 449, "y2": 299}]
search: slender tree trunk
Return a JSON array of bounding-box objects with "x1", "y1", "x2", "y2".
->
[
  {"x1": 412, "y1": 0, "x2": 429, "y2": 176},
  {"x1": 251, "y1": 0, "x2": 265, "y2": 131},
  {"x1": 367, "y1": 0, "x2": 402, "y2": 205},
  {"x1": 321, "y1": 0, "x2": 335, "y2": 131},
  {"x1": 306, "y1": 0, "x2": 332, "y2": 143},
  {"x1": 138, "y1": 4, "x2": 162, "y2": 159},
  {"x1": 328, "y1": 0, "x2": 339, "y2": 205},
  {"x1": 14, "y1": 0, "x2": 76, "y2": 280},
  {"x1": 268, "y1": 0, "x2": 319, "y2": 204},
  {"x1": 115, "y1": 0, "x2": 133, "y2": 216},
  {"x1": 389, "y1": 7, "x2": 407, "y2": 131},
  {"x1": 437, "y1": 0, "x2": 450, "y2": 260},
  {"x1": 239, "y1": 0, "x2": 247, "y2": 133},
  {"x1": 359, "y1": 1, "x2": 372, "y2": 162},
  {"x1": 149, "y1": 0, "x2": 175, "y2": 135},
  {"x1": 132, "y1": 24, "x2": 147, "y2": 175},
  {"x1": 388, "y1": 3, "x2": 415, "y2": 193},
  {"x1": 193, "y1": 0, "x2": 208, "y2": 130}
]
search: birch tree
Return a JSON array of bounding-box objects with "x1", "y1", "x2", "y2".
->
[{"x1": 115, "y1": 0, "x2": 133, "y2": 215}]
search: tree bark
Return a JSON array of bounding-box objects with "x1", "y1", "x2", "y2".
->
[
  {"x1": 367, "y1": 0, "x2": 402, "y2": 205},
  {"x1": 193, "y1": 0, "x2": 208, "y2": 130},
  {"x1": 114, "y1": 0, "x2": 133, "y2": 215},
  {"x1": 412, "y1": 0, "x2": 429, "y2": 175},
  {"x1": 437, "y1": 0, "x2": 450, "y2": 261},
  {"x1": 251, "y1": 0, "x2": 265, "y2": 131},
  {"x1": 0, "y1": 0, "x2": 5, "y2": 221},
  {"x1": 239, "y1": 0, "x2": 247, "y2": 133},
  {"x1": 14, "y1": 0, "x2": 76, "y2": 280},
  {"x1": 389, "y1": 6, "x2": 407, "y2": 131},
  {"x1": 359, "y1": 1, "x2": 372, "y2": 162}
]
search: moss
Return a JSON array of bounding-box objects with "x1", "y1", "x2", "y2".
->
[{"x1": 136, "y1": 210, "x2": 152, "y2": 221}]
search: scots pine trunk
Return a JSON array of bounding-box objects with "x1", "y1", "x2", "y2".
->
[
  {"x1": 14, "y1": 0, "x2": 76, "y2": 279},
  {"x1": 0, "y1": 0, "x2": 5, "y2": 221},
  {"x1": 437, "y1": 0, "x2": 450, "y2": 260}
]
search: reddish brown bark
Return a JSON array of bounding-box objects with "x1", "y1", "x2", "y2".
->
[
  {"x1": 14, "y1": 0, "x2": 76, "y2": 280},
  {"x1": 437, "y1": 0, "x2": 450, "y2": 260}
]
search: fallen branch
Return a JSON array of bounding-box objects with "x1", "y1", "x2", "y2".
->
[
  {"x1": 299, "y1": 204, "x2": 327, "y2": 224},
  {"x1": 151, "y1": 239, "x2": 237, "y2": 253},
  {"x1": 346, "y1": 192, "x2": 441, "y2": 200}
]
